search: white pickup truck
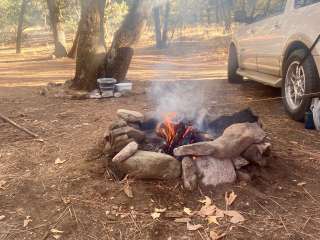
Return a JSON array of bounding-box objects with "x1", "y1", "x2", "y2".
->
[{"x1": 229, "y1": 0, "x2": 320, "y2": 121}]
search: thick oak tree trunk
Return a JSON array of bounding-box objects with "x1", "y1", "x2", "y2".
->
[
  {"x1": 68, "y1": 0, "x2": 105, "y2": 60},
  {"x1": 47, "y1": 0, "x2": 67, "y2": 58},
  {"x1": 70, "y1": 0, "x2": 106, "y2": 91},
  {"x1": 104, "y1": 0, "x2": 149, "y2": 83},
  {"x1": 16, "y1": 0, "x2": 28, "y2": 54}
]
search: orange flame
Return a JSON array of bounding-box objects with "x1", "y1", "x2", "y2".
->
[{"x1": 157, "y1": 112, "x2": 177, "y2": 147}]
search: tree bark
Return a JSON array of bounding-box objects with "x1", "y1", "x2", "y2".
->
[
  {"x1": 153, "y1": 7, "x2": 162, "y2": 49},
  {"x1": 16, "y1": 0, "x2": 28, "y2": 54},
  {"x1": 67, "y1": 24, "x2": 80, "y2": 59},
  {"x1": 161, "y1": 2, "x2": 170, "y2": 48},
  {"x1": 47, "y1": 0, "x2": 68, "y2": 58},
  {"x1": 70, "y1": 0, "x2": 106, "y2": 91},
  {"x1": 104, "y1": 0, "x2": 150, "y2": 83}
]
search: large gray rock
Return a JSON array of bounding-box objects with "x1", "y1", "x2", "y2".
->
[
  {"x1": 194, "y1": 156, "x2": 236, "y2": 187},
  {"x1": 174, "y1": 122, "x2": 266, "y2": 159},
  {"x1": 117, "y1": 109, "x2": 144, "y2": 123},
  {"x1": 115, "y1": 151, "x2": 181, "y2": 179},
  {"x1": 182, "y1": 157, "x2": 197, "y2": 191},
  {"x1": 242, "y1": 141, "x2": 271, "y2": 167}
]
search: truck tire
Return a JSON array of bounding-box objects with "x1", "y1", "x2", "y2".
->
[
  {"x1": 228, "y1": 44, "x2": 243, "y2": 84},
  {"x1": 282, "y1": 49, "x2": 320, "y2": 121}
]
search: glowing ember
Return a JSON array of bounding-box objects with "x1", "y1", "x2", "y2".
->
[{"x1": 156, "y1": 112, "x2": 199, "y2": 154}]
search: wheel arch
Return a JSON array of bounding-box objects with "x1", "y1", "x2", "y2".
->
[{"x1": 281, "y1": 40, "x2": 320, "y2": 78}]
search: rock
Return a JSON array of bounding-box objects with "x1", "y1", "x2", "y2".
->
[
  {"x1": 194, "y1": 156, "x2": 236, "y2": 187},
  {"x1": 113, "y1": 138, "x2": 134, "y2": 154},
  {"x1": 181, "y1": 157, "x2": 197, "y2": 191},
  {"x1": 127, "y1": 127, "x2": 145, "y2": 143},
  {"x1": 174, "y1": 122, "x2": 266, "y2": 159},
  {"x1": 232, "y1": 157, "x2": 250, "y2": 170},
  {"x1": 242, "y1": 142, "x2": 271, "y2": 167},
  {"x1": 110, "y1": 126, "x2": 145, "y2": 143},
  {"x1": 117, "y1": 109, "x2": 144, "y2": 123},
  {"x1": 115, "y1": 151, "x2": 181, "y2": 179},
  {"x1": 236, "y1": 169, "x2": 252, "y2": 182},
  {"x1": 109, "y1": 119, "x2": 127, "y2": 131},
  {"x1": 112, "y1": 134, "x2": 129, "y2": 146},
  {"x1": 112, "y1": 142, "x2": 139, "y2": 163}
]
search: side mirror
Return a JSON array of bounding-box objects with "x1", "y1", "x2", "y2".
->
[{"x1": 234, "y1": 10, "x2": 250, "y2": 23}]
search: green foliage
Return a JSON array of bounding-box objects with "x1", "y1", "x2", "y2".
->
[{"x1": 105, "y1": 1, "x2": 128, "y2": 40}]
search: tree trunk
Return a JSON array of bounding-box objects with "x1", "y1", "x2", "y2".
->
[
  {"x1": 16, "y1": 0, "x2": 28, "y2": 54},
  {"x1": 161, "y1": 2, "x2": 170, "y2": 48},
  {"x1": 68, "y1": 5, "x2": 103, "y2": 60},
  {"x1": 98, "y1": 0, "x2": 107, "y2": 49},
  {"x1": 47, "y1": 0, "x2": 68, "y2": 58},
  {"x1": 153, "y1": 7, "x2": 162, "y2": 49},
  {"x1": 104, "y1": 0, "x2": 149, "y2": 83},
  {"x1": 70, "y1": 0, "x2": 106, "y2": 91},
  {"x1": 67, "y1": 24, "x2": 80, "y2": 59}
]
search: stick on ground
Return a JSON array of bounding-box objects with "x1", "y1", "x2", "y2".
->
[{"x1": 0, "y1": 112, "x2": 40, "y2": 139}]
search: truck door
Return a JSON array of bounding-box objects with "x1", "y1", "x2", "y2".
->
[
  {"x1": 256, "y1": 0, "x2": 287, "y2": 76},
  {"x1": 238, "y1": 0, "x2": 270, "y2": 72}
]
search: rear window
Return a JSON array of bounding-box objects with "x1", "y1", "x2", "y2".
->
[{"x1": 295, "y1": 0, "x2": 320, "y2": 8}]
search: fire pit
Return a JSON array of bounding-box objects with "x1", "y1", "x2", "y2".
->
[{"x1": 103, "y1": 107, "x2": 271, "y2": 191}]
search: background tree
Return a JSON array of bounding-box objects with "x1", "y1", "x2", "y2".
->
[
  {"x1": 153, "y1": 1, "x2": 170, "y2": 49},
  {"x1": 69, "y1": 0, "x2": 106, "y2": 91},
  {"x1": 16, "y1": 0, "x2": 28, "y2": 54},
  {"x1": 47, "y1": 0, "x2": 67, "y2": 57},
  {"x1": 103, "y1": 0, "x2": 150, "y2": 83}
]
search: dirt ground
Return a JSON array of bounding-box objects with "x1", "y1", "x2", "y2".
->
[{"x1": 1, "y1": 33, "x2": 320, "y2": 240}]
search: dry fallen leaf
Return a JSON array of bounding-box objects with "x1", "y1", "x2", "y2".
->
[
  {"x1": 23, "y1": 216, "x2": 32, "y2": 227},
  {"x1": 123, "y1": 182, "x2": 133, "y2": 198},
  {"x1": 187, "y1": 222, "x2": 203, "y2": 231},
  {"x1": 54, "y1": 158, "x2": 66, "y2": 165},
  {"x1": 224, "y1": 210, "x2": 245, "y2": 224},
  {"x1": 155, "y1": 208, "x2": 167, "y2": 213},
  {"x1": 51, "y1": 230, "x2": 63, "y2": 240},
  {"x1": 0, "y1": 215, "x2": 5, "y2": 221},
  {"x1": 215, "y1": 208, "x2": 225, "y2": 218},
  {"x1": 0, "y1": 180, "x2": 7, "y2": 190},
  {"x1": 207, "y1": 215, "x2": 220, "y2": 225},
  {"x1": 297, "y1": 182, "x2": 307, "y2": 187},
  {"x1": 151, "y1": 212, "x2": 161, "y2": 219},
  {"x1": 198, "y1": 205, "x2": 216, "y2": 217},
  {"x1": 183, "y1": 207, "x2": 193, "y2": 216},
  {"x1": 199, "y1": 196, "x2": 212, "y2": 206},
  {"x1": 210, "y1": 230, "x2": 226, "y2": 240},
  {"x1": 174, "y1": 217, "x2": 191, "y2": 223},
  {"x1": 62, "y1": 196, "x2": 71, "y2": 204},
  {"x1": 225, "y1": 191, "x2": 237, "y2": 207},
  {"x1": 51, "y1": 229, "x2": 64, "y2": 234}
]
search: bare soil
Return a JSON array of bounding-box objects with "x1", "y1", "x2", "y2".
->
[{"x1": 1, "y1": 34, "x2": 320, "y2": 240}]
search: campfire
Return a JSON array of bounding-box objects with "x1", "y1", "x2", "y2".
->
[
  {"x1": 156, "y1": 112, "x2": 200, "y2": 155},
  {"x1": 103, "y1": 108, "x2": 271, "y2": 190}
]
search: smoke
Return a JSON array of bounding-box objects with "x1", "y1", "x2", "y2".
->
[{"x1": 147, "y1": 80, "x2": 206, "y2": 124}]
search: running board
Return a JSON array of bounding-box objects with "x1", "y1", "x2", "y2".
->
[{"x1": 237, "y1": 69, "x2": 282, "y2": 88}]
